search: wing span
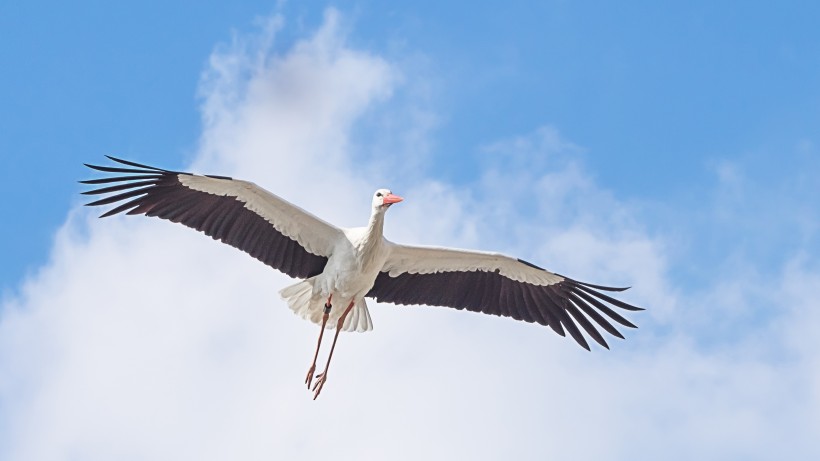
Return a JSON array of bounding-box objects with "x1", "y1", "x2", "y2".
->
[
  {"x1": 81, "y1": 156, "x2": 341, "y2": 279},
  {"x1": 367, "y1": 243, "x2": 642, "y2": 350}
]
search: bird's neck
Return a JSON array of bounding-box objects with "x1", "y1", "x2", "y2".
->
[{"x1": 359, "y1": 210, "x2": 386, "y2": 253}]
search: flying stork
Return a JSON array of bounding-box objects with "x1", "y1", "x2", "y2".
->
[{"x1": 82, "y1": 156, "x2": 642, "y2": 399}]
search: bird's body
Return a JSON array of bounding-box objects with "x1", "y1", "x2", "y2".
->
[
  {"x1": 82, "y1": 156, "x2": 643, "y2": 398},
  {"x1": 327, "y1": 223, "x2": 390, "y2": 303},
  {"x1": 282, "y1": 216, "x2": 391, "y2": 333}
]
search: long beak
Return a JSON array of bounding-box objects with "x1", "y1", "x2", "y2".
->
[{"x1": 383, "y1": 193, "x2": 404, "y2": 204}]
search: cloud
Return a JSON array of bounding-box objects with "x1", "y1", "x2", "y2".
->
[{"x1": 1, "y1": 8, "x2": 818, "y2": 461}]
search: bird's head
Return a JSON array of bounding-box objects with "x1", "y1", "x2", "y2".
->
[{"x1": 372, "y1": 188, "x2": 403, "y2": 212}]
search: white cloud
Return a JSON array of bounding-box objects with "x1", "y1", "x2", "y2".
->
[{"x1": 1, "y1": 8, "x2": 818, "y2": 461}]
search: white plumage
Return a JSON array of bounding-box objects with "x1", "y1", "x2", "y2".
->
[{"x1": 83, "y1": 156, "x2": 643, "y2": 398}]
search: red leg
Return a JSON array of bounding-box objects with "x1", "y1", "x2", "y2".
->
[
  {"x1": 305, "y1": 295, "x2": 332, "y2": 389},
  {"x1": 312, "y1": 300, "x2": 355, "y2": 400}
]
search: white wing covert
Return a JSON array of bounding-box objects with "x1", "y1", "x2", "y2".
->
[
  {"x1": 367, "y1": 242, "x2": 643, "y2": 350},
  {"x1": 82, "y1": 156, "x2": 340, "y2": 279}
]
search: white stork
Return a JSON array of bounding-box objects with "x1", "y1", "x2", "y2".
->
[{"x1": 82, "y1": 156, "x2": 642, "y2": 399}]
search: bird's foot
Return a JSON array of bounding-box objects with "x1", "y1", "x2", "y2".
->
[
  {"x1": 312, "y1": 372, "x2": 327, "y2": 400},
  {"x1": 305, "y1": 364, "x2": 316, "y2": 389}
]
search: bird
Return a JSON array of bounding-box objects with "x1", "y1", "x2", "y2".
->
[{"x1": 81, "y1": 156, "x2": 642, "y2": 399}]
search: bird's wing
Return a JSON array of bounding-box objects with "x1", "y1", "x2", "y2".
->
[
  {"x1": 367, "y1": 242, "x2": 643, "y2": 350},
  {"x1": 81, "y1": 156, "x2": 343, "y2": 279}
]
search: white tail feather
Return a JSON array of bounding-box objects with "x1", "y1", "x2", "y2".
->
[{"x1": 279, "y1": 279, "x2": 373, "y2": 332}]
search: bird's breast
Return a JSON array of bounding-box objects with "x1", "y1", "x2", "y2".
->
[{"x1": 319, "y1": 238, "x2": 387, "y2": 298}]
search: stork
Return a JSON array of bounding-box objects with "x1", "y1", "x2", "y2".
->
[{"x1": 82, "y1": 156, "x2": 642, "y2": 399}]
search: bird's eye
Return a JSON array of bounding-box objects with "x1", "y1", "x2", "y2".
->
[{"x1": 376, "y1": 192, "x2": 383, "y2": 197}]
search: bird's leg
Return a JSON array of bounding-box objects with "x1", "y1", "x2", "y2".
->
[
  {"x1": 312, "y1": 300, "x2": 355, "y2": 400},
  {"x1": 306, "y1": 295, "x2": 333, "y2": 389}
]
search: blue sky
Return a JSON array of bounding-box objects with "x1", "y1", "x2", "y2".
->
[
  {"x1": 1, "y1": 2, "x2": 819, "y2": 459},
  {"x1": 3, "y1": 1, "x2": 818, "y2": 292}
]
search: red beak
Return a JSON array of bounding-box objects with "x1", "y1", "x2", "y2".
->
[{"x1": 383, "y1": 193, "x2": 404, "y2": 204}]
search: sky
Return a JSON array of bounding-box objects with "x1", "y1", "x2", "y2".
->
[{"x1": 1, "y1": 1, "x2": 819, "y2": 460}]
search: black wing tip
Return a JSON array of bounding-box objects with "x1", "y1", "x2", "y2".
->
[
  {"x1": 86, "y1": 156, "x2": 219, "y2": 179},
  {"x1": 103, "y1": 155, "x2": 138, "y2": 167},
  {"x1": 517, "y1": 260, "x2": 618, "y2": 285},
  {"x1": 568, "y1": 281, "x2": 645, "y2": 312},
  {"x1": 517, "y1": 258, "x2": 545, "y2": 271},
  {"x1": 602, "y1": 285, "x2": 631, "y2": 292},
  {"x1": 557, "y1": 274, "x2": 631, "y2": 292},
  {"x1": 585, "y1": 335, "x2": 609, "y2": 350},
  {"x1": 83, "y1": 156, "x2": 175, "y2": 175},
  {"x1": 205, "y1": 174, "x2": 233, "y2": 180},
  {"x1": 104, "y1": 155, "x2": 166, "y2": 171}
]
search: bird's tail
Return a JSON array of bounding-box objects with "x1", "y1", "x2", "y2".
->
[{"x1": 279, "y1": 279, "x2": 373, "y2": 332}]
